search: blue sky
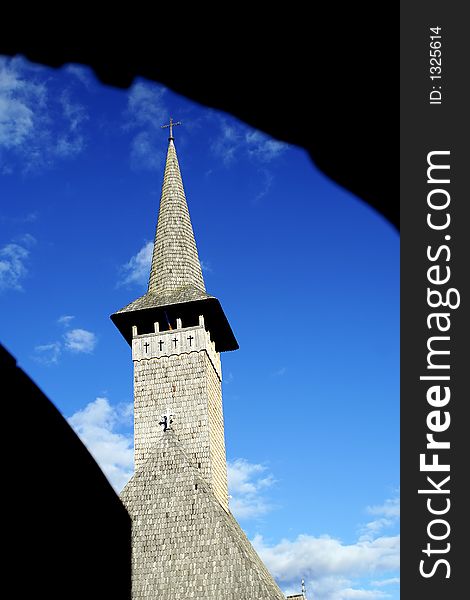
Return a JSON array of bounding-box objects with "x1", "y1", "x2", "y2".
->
[{"x1": 0, "y1": 55, "x2": 399, "y2": 599}]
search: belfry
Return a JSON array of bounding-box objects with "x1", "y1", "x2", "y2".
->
[{"x1": 111, "y1": 121, "x2": 286, "y2": 599}]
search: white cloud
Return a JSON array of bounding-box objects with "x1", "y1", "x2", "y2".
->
[
  {"x1": 245, "y1": 129, "x2": 287, "y2": 162},
  {"x1": 227, "y1": 458, "x2": 276, "y2": 519},
  {"x1": 254, "y1": 533, "x2": 399, "y2": 581},
  {"x1": 0, "y1": 55, "x2": 88, "y2": 172},
  {"x1": 0, "y1": 240, "x2": 31, "y2": 291},
  {"x1": 16, "y1": 232, "x2": 36, "y2": 247},
  {"x1": 224, "y1": 371, "x2": 234, "y2": 384},
  {"x1": 328, "y1": 588, "x2": 389, "y2": 599},
  {"x1": 25, "y1": 211, "x2": 38, "y2": 222},
  {"x1": 360, "y1": 495, "x2": 400, "y2": 541},
  {"x1": 287, "y1": 578, "x2": 391, "y2": 600},
  {"x1": 130, "y1": 130, "x2": 163, "y2": 170},
  {"x1": 0, "y1": 58, "x2": 45, "y2": 151},
  {"x1": 54, "y1": 89, "x2": 88, "y2": 157},
  {"x1": 0, "y1": 211, "x2": 38, "y2": 224},
  {"x1": 127, "y1": 82, "x2": 166, "y2": 128},
  {"x1": 251, "y1": 490, "x2": 400, "y2": 600},
  {"x1": 57, "y1": 314, "x2": 75, "y2": 327},
  {"x1": 34, "y1": 318, "x2": 97, "y2": 364},
  {"x1": 64, "y1": 64, "x2": 94, "y2": 88},
  {"x1": 211, "y1": 116, "x2": 288, "y2": 167},
  {"x1": 118, "y1": 240, "x2": 153, "y2": 288},
  {"x1": 64, "y1": 328, "x2": 97, "y2": 353},
  {"x1": 253, "y1": 533, "x2": 399, "y2": 600},
  {"x1": 124, "y1": 81, "x2": 167, "y2": 171},
  {"x1": 254, "y1": 168, "x2": 274, "y2": 203},
  {"x1": 367, "y1": 497, "x2": 400, "y2": 519},
  {"x1": 68, "y1": 397, "x2": 134, "y2": 491},
  {"x1": 370, "y1": 578, "x2": 400, "y2": 588},
  {"x1": 211, "y1": 121, "x2": 242, "y2": 165},
  {"x1": 33, "y1": 342, "x2": 62, "y2": 365},
  {"x1": 200, "y1": 259, "x2": 212, "y2": 273}
]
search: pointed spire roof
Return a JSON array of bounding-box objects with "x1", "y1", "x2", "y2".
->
[
  {"x1": 147, "y1": 138, "x2": 206, "y2": 296},
  {"x1": 111, "y1": 131, "x2": 238, "y2": 352}
]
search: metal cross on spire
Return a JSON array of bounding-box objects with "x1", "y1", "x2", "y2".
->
[{"x1": 161, "y1": 116, "x2": 182, "y2": 140}]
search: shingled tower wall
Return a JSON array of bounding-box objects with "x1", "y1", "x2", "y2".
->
[
  {"x1": 132, "y1": 317, "x2": 228, "y2": 509},
  {"x1": 112, "y1": 128, "x2": 286, "y2": 599}
]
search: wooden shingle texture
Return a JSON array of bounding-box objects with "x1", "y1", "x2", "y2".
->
[{"x1": 121, "y1": 431, "x2": 285, "y2": 599}]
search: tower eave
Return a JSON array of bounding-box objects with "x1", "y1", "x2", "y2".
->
[{"x1": 111, "y1": 296, "x2": 238, "y2": 352}]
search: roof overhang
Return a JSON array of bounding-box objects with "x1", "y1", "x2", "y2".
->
[{"x1": 111, "y1": 296, "x2": 238, "y2": 353}]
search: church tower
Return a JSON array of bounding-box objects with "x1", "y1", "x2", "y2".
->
[{"x1": 112, "y1": 120, "x2": 285, "y2": 599}]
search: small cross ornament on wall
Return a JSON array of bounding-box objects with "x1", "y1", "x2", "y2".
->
[{"x1": 159, "y1": 412, "x2": 173, "y2": 432}]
